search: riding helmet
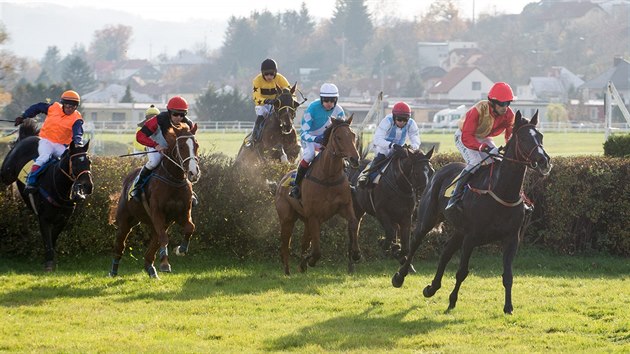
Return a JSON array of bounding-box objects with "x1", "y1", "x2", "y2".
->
[
  {"x1": 392, "y1": 102, "x2": 411, "y2": 118},
  {"x1": 166, "y1": 96, "x2": 188, "y2": 112},
  {"x1": 261, "y1": 58, "x2": 278, "y2": 73},
  {"x1": 145, "y1": 104, "x2": 160, "y2": 118},
  {"x1": 60, "y1": 90, "x2": 80, "y2": 105},
  {"x1": 319, "y1": 83, "x2": 339, "y2": 98},
  {"x1": 488, "y1": 82, "x2": 514, "y2": 102}
]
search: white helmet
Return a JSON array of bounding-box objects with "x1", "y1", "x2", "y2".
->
[{"x1": 319, "y1": 83, "x2": 339, "y2": 98}]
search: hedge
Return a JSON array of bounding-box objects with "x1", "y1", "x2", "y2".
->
[{"x1": 0, "y1": 152, "x2": 628, "y2": 264}]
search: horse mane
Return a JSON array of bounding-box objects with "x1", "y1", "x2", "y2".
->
[
  {"x1": 321, "y1": 119, "x2": 348, "y2": 146},
  {"x1": 17, "y1": 119, "x2": 39, "y2": 142}
]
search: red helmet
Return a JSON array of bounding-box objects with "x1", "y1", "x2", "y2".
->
[
  {"x1": 392, "y1": 102, "x2": 411, "y2": 117},
  {"x1": 488, "y1": 82, "x2": 514, "y2": 102},
  {"x1": 167, "y1": 96, "x2": 188, "y2": 111}
]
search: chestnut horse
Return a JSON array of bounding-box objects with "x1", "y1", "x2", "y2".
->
[
  {"x1": 0, "y1": 119, "x2": 93, "y2": 271},
  {"x1": 109, "y1": 123, "x2": 200, "y2": 278},
  {"x1": 392, "y1": 111, "x2": 552, "y2": 314},
  {"x1": 275, "y1": 116, "x2": 361, "y2": 275},
  {"x1": 235, "y1": 83, "x2": 303, "y2": 166}
]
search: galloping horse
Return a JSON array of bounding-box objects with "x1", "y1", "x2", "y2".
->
[
  {"x1": 0, "y1": 119, "x2": 93, "y2": 271},
  {"x1": 235, "y1": 83, "x2": 303, "y2": 165},
  {"x1": 275, "y1": 116, "x2": 361, "y2": 275},
  {"x1": 392, "y1": 111, "x2": 552, "y2": 314},
  {"x1": 109, "y1": 122, "x2": 200, "y2": 278},
  {"x1": 348, "y1": 145, "x2": 435, "y2": 263}
]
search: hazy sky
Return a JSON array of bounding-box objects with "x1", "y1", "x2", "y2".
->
[{"x1": 15, "y1": 0, "x2": 535, "y2": 22}]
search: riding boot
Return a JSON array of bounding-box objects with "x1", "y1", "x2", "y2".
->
[
  {"x1": 445, "y1": 170, "x2": 472, "y2": 212},
  {"x1": 251, "y1": 115, "x2": 265, "y2": 144},
  {"x1": 24, "y1": 164, "x2": 41, "y2": 194},
  {"x1": 130, "y1": 166, "x2": 152, "y2": 201},
  {"x1": 289, "y1": 164, "x2": 308, "y2": 199},
  {"x1": 357, "y1": 153, "x2": 386, "y2": 188}
]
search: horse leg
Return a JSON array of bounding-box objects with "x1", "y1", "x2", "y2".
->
[
  {"x1": 397, "y1": 218, "x2": 416, "y2": 273},
  {"x1": 175, "y1": 218, "x2": 195, "y2": 256},
  {"x1": 149, "y1": 214, "x2": 171, "y2": 273},
  {"x1": 340, "y1": 205, "x2": 361, "y2": 273},
  {"x1": 298, "y1": 221, "x2": 312, "y2": 273},
  {"x1": 502, "y1": 235, "x2": 519, "y2": 314},
  {"x1": 110, "y1": 215, "x2": 136, "y2": 277},
  {"x1": 38, "y1": 219, "x2": 56, "y2": 272},
  {"x1": 423, "y1": 231, "x2": 464, "y2": 297},
  {"x1": 144, "y1": 234, "x2": 160, "y2": 278},
  {"x1": 305, "y1": 218, "x2": 322, "y2": 268},
  {"x1": 279, "y1": 215, "x2": 297, "y2": 275},
  {"x1": 446, "y1": 237, "x2": 475, "y2": 312},
  {"x1": 376, "y1": 214, "x2": 397, "y2": 256}
]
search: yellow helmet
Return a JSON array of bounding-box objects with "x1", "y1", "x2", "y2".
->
[{"x1": 145, "y1": 104, "x2": 160, "y2": 118}]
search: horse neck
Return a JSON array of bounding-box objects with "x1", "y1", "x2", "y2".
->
[
  {"x1": 385, "y1": 158, "x2": 413, "y2": 194},
  {"x1": 312, "y1": 148, "x2": 344, "y2": 180},
  {"x1": 158, "y1": 150, "x2": 186, "y2": 181},
  {"x1": 493, "y1": 151, "x2": 527, "y2": 200}
]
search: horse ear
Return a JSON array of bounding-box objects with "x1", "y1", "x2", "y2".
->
[
  {"x1": 191, "y1": 123, "x2": 198, "y2": 135},
  {"x1": 426, "y1": 145, "x2": 435, "y2": 159},
  {"x1": 84, "y1": 140, "x2": 90, "y2": 151},
  {"x1": 275, "y1": 84, "x2": 282, "y2": 95},
  {"x1": 346, "y1": 113, "x2": 354, "y2": 125},
  {"x1": 530, "y1": 110, "x2": 539, "y2": 126},
  {"x1": 291, "y1": 81, "x2": 297, "y2": 94}
]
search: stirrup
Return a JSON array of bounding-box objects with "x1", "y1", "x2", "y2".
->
[{"x1": 289, "y1": 186, "x2": 300, "y2": 199}]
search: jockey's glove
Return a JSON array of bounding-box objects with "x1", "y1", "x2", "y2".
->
[
  {"x1": 314, "y1": 135, "x2": 324, "y2": 144},
  {"x1": 14, "y1": 116, "x2": 24, "y2": 126}
]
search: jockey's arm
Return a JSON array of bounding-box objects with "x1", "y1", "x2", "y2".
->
[
  {"x1": 372, "y1": 117, "x2": 393, "y2": 150},
  {"x1": 22, "y1": 102, "x2": 51, "y2": 119},
  {"x1": 460, "y1": 109, "x2": 484, "y2": 150},
  {"x1": 299, "y1": 111, "x2": 317, "y2": 142},
  {"x1": 136, "y1": 117, "x2": 159, "y2": 148},
  {"x1": 407, "y1": 120, "x2": 421, "y2": 150},
  {"x1": 72, "y1": 120, "x2": 84, "y2": 145}
]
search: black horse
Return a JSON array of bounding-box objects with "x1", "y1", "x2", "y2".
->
[
  {"x1": 392, "y1": 111, "x2": 551, "y2": 314},
  {"x1": 0, "y1": 119, "x2": 93, "y2": 271},
  {"x1": 348, "y1": 145, "x2": 435, "y2": 263}
]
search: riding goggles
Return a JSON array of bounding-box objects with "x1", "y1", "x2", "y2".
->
[{"x1": 491, "y1": 99, "x2": 511, "y2": 107}]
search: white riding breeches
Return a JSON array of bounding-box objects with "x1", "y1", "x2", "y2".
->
[
  {"x1": 35, "y1": 138, "x2": 67, "y2": 166},
  {"x1": 454, "y1": 129, "x2": 496, "y2": 173},
  {"x1": 144, "y1": 147, "x2": 163, "y2": 170}
]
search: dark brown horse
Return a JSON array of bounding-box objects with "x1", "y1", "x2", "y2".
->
[
  {"x1": 109, "y1": 123, "x2": 200, "y2": 278},
  {"x1": 392, "y1": 111, "x2": 551, "y2": 314},
  {"x1": 235, "y1": 83, "x2": 303, "y2": 166},
  {"x1": 275, "y1": 116, "x2": 361, "y2": 275},
  {"x1": 0, "y1": 119, "x2": 93, "y2": 271},
  {"x1": 348, "y1": 145, "x2": 435, "y2": 264}
]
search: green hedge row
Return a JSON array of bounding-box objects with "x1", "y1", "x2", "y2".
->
[
  {"x1": 604, "y1": 133, "x2": 630, "y2": 157},
  {"x1": 0, "y1": 152, "x2": 628, "y2": 264}
]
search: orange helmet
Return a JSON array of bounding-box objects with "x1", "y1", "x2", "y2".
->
[
  {"x1": 392, "y1": 102, "x2": 411, "y2": 118},
  {"x1": 60, "y1": 90, "x2": 80, "y2": 105},
  {"x1": 166, "y1": 96, "x2": 188, "y2": 112},
  {"x1": 488, "y1": 82, "x2": 514, "y2": 102}
]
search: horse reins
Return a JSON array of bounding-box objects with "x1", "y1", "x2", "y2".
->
[
  {"x1": 501, "y1": 124, "x2": 544, "y2": 169},
  {"x1": 59, "y1": 152, "x2": 91, "y2": 182}
]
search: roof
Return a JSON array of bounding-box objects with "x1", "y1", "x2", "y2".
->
[
  {"x1": 82, "y1": 84, "x2": 156, "y2": 103},
  {"x1": 527, "y1": 1, "x2": 603, "y2": 21},
  {"x1": 580, "y1": 58, "x2": 630, "y2": 90},
  {"x1": 530, "y1": 77, "x2": 565, "y2": 95},
  {"x1": 427, "y1": 67, "x2": 477, "y2": 94}
]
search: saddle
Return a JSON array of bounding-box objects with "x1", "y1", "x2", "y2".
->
[{"x1": 18, "y1": 158, "x2": 57, "y2": 185}]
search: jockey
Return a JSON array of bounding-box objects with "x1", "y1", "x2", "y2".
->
[
  {"x1": 445, "y1": 82, "x2": 515, "y2": 213},
  {"x1": 289, "y1": 83, "x2": 345, "y2": 199},
  {"x1": 15, "y1": 90, "x2": 84, "y2": 193},
  {"x1": 131, "y1": 96, "x2": 197, "y2": 204},
  {"x1": 134, "y1": 105, "x2": 160, "y2": 153},
  {"x1": 357, "y1": 101, "x2": 421, "y2": 187},
  {"x1": 249, "y1": 58, "x2": 291, "y2": 145}
]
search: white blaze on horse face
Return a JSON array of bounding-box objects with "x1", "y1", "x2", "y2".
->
[
  {"x1": 529, "y1": 128, "x2": 545, "y2": 155},
  {"x1": 185, "y1": 138, "x2": 200, "y2": 181}
]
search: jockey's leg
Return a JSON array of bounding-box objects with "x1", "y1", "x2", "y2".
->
[
  {"x1": 289, "y1": 159, "x2": 310, "y2": 199},
  {"x1": 358, "y1": 153, "x2": 387, "y2": 188},
  {"x1": 24, "y1": 164, "x2": 41, "y2": 193},
  {"x1": 130, "y1": 166, "x2": 153, "y2": 201},
  {"x1": 445, "y1": 168, "x2": 473, "y2": 212},
  {"x1": 252, "y1": 115, "x2": 265, "y2": 143}
]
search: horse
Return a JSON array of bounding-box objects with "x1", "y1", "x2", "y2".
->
[
  {"x1": 109, "y1": 122, "x2": 200, "y2": 278},
  {"x1": 0, "y1": 119, "x2": 93, "y2": 271},
  {"x1": 235, "y1": 82, "x2": 303, "y2": 166},
  {"x1": 392, "y1": 110, "x2": 552, "y2": 314},
  {"x1": 274, "y1": 116, "x2": 361, "y2": 275},
  {"x1": 348, "y1": 145, "x2": 435, "y2": 264}
]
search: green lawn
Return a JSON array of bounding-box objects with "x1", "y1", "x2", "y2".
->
[
  {"x1": 0, "y1": 250, "x2": 627, "y2": 352},
  {"x1": 93, "y1": 131, "x2": 609, "y2": 158}
]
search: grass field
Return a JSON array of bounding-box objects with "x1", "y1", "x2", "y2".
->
[
  {"x1": 94, "y1": 130, "x2": 609, "y2": 158},
  {"x1": 0, "y1": 249, "x2": 627, "y2": 352}
]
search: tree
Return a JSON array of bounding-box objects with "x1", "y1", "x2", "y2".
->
[
  {"x1": 41, "y1": 46, "x2": 63, "y2": 83},
  {"x1": 219, "y1": 16, "x2": 256, "y2": 77},
  {"x1": 88, "y1": 24, "x2": 132, "y2": 62},
  {"x1": 194, "y1": 84, "x2": 251, "y2": 122},
  {"x1": 3, "y1": 83, "x2": 68, "y2": 120},
  {"x1": 330, "y1": 0, "x2": 374, "y2": 54},
  {"x1": 0, "y1": 22, "x2": 20, "y2": 95},
  {"x1": 62, "y1": 55, "x2": 97, "y2": 94},
  {"x1": 120, "y1": 84, "x2": 134, "y2": 103}
]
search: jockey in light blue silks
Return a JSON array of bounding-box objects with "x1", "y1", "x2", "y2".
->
[
  {"x1": 357, "y1": 101, "x2": 421, "y2": 187},
  {"x1": 289, "y1": 83, "x2": 345, "y2": 199}
]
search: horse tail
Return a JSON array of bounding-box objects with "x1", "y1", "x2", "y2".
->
[{"x1": 17, "y1": 119, "x2": 40, "y2": 143}]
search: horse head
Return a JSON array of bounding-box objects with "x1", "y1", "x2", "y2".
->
[
  {"x1": 406, "y1": 146, "x2": 435, "y2": 192},
  {"x1": 273, "y1": 82, "x2": 302, "y2": 134},
  {"x1": 68, "y1": 140, "x2": 93, "y2": 202},
  {"x1": 165, "y1": 124, "x2": 201, "y2": 183},
  {"x1": 506, "y1": 110, "x2": 552, "y2": 176},
  {"x1": 322, "y1": 114, "x2": 360, "y2": 168}
]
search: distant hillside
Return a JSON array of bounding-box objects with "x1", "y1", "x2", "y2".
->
[{"x1": 0, "y1": 2, "x2": 226, "y2": 60}]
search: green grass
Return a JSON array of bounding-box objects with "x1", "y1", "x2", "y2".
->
[
  {"x1": 93, "y1": 131, "x2": 609, "y2": 158},
  {"x1": 1, "y1": 250, "x2": 628, "y2": 352}
]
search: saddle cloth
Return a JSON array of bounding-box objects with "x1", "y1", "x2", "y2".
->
[
  {"x1": 281, "y1": 171, "x2": 297, "y2": 188},
  {"x1": 18, "y1": 160, "x2": 35, "y2": 184}
]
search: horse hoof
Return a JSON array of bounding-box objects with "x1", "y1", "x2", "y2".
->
[
  {"x1": 108, "y1": 272, "x2": 118, "y2": 277},
  {"x1": 43, "y1": 261, "x2": 55, "y2": 272},
  {"x1": 391, "y1": 273, "x2": 405, "y2": 288},
  {"x1": 348, "y1": 262, "x2": 355, "y2": 274},
  {"x1": 174, "y1": 246, "x2": 187, "y2": 256},
  {"x1": 146, "y1": 265, "x2": 159, "y2": 278},
  {"x1": 423, "y1": 285, "x2": 437, "y2": 298},
  {"x1": 159, "y1": 264, "x2": 172, "y2": 273}
]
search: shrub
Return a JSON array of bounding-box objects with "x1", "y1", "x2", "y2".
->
[{"x1": 603, "y1": 134, "x2": 630, "y2": 157}]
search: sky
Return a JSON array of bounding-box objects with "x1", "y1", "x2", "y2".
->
[{"x1": 13, "y1": 0, "x2": 535, "y2": 22}]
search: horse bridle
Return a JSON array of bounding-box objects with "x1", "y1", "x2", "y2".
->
[
  {"x1": 60, "y1": 152, "x2": 92, "y2": 182},
  {"x1": 502, "y1": 124, "x2": 545, "y2": 169},
  {"x1": 162, "y1": 134, "x2": 199, "y2": 176},
  {"x1": 327, "y1": 123, "x2": 354, "y2": 158}
]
